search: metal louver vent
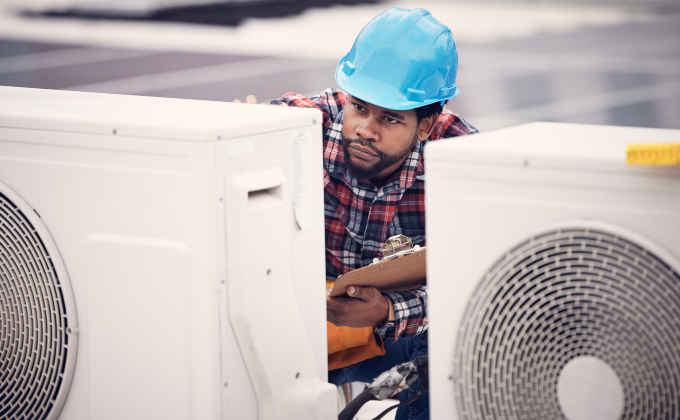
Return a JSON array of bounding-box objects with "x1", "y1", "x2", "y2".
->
[
  {"x1": 454, "y1": 228, "x2": 680, "y2": 420},
  {"x1": 0, "y1": 188, "x2": 77, "y2": 420}
]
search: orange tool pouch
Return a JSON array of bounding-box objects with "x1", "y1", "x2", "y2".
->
[{"x1": 326, "y1": 280, "x2": 386, "y2": 371}]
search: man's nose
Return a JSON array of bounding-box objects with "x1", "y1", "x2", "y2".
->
[{"x1": 356, "y1": 119, "x2": 379, "y2": 141}]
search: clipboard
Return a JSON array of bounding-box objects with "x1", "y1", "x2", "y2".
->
[{"x1": 329, "y1": 247, "x2": 426, "y2": 297}]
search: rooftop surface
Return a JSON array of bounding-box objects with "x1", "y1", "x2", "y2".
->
[{"x1": 0, "y1": 0, "x2": 678, "y2": 132}]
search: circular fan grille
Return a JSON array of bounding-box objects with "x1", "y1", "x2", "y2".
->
[
  {"x1": 454, "y1": 228, "x2": 680, "y2": 420},
  {"x1": 0, "y1": 191, "x2": 76, "y2": 420}
]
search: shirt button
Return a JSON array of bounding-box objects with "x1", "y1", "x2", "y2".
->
[{"x1": 369, "y1": 232, "x2": 375, "y2": 236}]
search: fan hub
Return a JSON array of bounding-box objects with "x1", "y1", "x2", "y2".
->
[{"x1": 557, "y1": 356, "x2": 624, "y2": 420}]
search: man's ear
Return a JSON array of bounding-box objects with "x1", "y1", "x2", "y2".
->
[{"x1": 417, "y1": 114, "x2": 439, "y2": 141}]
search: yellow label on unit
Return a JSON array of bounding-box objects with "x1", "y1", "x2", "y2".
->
[{"x1": 626, "y1": 143, "x2": 680, "y2": 166}]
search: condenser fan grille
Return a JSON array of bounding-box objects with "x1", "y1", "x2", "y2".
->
[
  {"x1": 454, "y1": 228, "x2": 680, "y2": 420},
  {"x1": 0, "y1": 192, "x2": 74, "y2": 420}
]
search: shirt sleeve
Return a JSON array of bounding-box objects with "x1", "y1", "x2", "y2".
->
[
  {"x1": 431, "y1": 110, "x2": 479, "y2": 140},
  {"x1": 382, "y1": 285, "x2": 428, "y2": 341},
  {"x1": 270, "y1": 89, "x2": 346, "y2": 130}
]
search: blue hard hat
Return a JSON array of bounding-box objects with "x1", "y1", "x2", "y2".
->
[{"x1": 336, "y1": 7, "x2": 460, "y2": 111}]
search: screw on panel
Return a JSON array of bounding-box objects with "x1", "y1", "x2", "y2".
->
[
  {"x1": 295, "y1": 372, "x2": 300, "y2": 379},
  {"x1": 113, "y1": 128, "x2": 117, "y2": 135},
  {"x1": 219, "y1": 197, "x2": 223, "y2": 202},
  {"x1": 312, "y1": 119, "x2": 317, "y2": 124},
  {"x1": 224, "y1": 382, "x2": 228, "y2": 387},
  {"x1": 523, "y1": 160, "x2": 529, "y2": 166},
  {"x1": 217, "y1": 135, "x2": 222, "y2": 140},
  {"x1": 221, "y1": 279, "x2": 225, "y2": 284}
]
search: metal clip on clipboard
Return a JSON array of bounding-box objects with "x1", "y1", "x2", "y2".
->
[{"x1": 329, "y1": 234, "x2": 426, "y2": 297}]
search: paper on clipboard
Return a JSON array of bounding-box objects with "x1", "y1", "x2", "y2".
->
[{"x1": 330, "y1": 248, "x2": 427, "y2": 297}]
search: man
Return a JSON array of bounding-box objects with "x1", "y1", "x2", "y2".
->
[{"x1": 240, "y1": 8, "x2": 477, "y2": 419}]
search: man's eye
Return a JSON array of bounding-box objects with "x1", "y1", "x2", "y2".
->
[
  {"x1": 354, "y1": 103, "x2": 366, "y2": 112},
  {"x1": 384, "y1": 117, "x2": 399, "y2": 124}
]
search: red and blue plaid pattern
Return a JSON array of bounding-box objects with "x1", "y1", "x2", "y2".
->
[{"x1": 272, "y1": 89, "x2": 477, "y2": 341}]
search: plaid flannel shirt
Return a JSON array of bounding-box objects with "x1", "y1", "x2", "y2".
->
[{"x1": 272, "y1": 89, "x2": 477, "y2": 341}]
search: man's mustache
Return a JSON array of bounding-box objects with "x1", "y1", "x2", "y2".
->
[{"x1": 343, "y1": 137, "x2": 382, "y2": 156}]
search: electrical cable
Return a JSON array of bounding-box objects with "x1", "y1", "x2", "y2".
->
[
  {"x1": 337, "y1": 355, "x2": 429, "y2": 420},
  {"x1": 369, "y1": 389, "x2": 429, "y2": 420},
  {"x1": 338, "y1": 387, "x2": 376, "y2": 420}
]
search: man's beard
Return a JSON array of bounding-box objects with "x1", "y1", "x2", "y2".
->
[{"x1": 341, "y1": 134, "x2": 417, "y2": 181}]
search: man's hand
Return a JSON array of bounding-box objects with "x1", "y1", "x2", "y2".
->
[
  {"x1": 326, "y1": 285, "x2": 389, "y2": 328},
  {"x1": 233, "y1": 95, "x2": 257, "y2": 104}
]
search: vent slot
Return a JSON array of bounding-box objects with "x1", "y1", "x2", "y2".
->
[
  {"x1": 247, "y1": 186, "x2": 282, "y2": 210},
  {"x1": 454, "y1": 228, "x2": 680, "y2": 420},
  {"x1": 0, "y1": 191, "x2": 75, "y2": 420}
]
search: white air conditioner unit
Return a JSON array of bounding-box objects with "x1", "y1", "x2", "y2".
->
[
  {"x1": 426, "y1": 123, "x2": 680, "y2": 420},
  {"x1": 0, "y1": 86, "x2": 337, "y2": 420}
]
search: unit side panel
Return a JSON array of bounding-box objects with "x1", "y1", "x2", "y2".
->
[
  {"x1": 214, "y1": 124, "x2": 328, "y2": 419},
  {"x1": 0, "y1": 128, "x2": 222, "y2": 420}
]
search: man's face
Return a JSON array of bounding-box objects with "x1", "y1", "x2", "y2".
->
[{"x1": 341, "y1": 96, "x2": 421, "y2": 183}]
